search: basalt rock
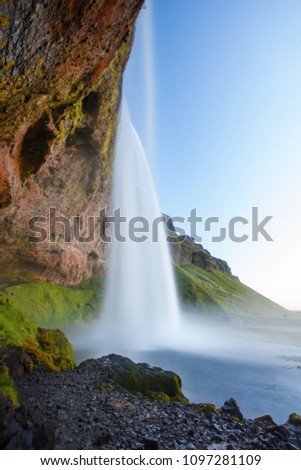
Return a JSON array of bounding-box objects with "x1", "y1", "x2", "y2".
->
[
  {"x1": 0, "y1": 395, "x2": 56, "y2": 450},
  {"x1": 222, "y1": 398, "x2": 244, "y2": 421},
  {"x1": 13, "y1": 357, "x2": 301, "y2": 450},
  {"x1": 0, "y1": 328, "x2": 75, "y2": 380},
  {"x1": 163, "y1": 215, "x2": 232, "y2": 274},
  {"x1": 79, "y1": 354, "x2": 188, "y2": 403},
  {"x1": 288, "y1": 413, "x2": 301, "y2": 427},
  {"x1": 0, "y1": 0, "x2": 143, "y2": 284}
]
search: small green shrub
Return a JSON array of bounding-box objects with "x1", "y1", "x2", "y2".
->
[{"x1": 0, "y1": 366, "x2": 19, "y2": 405}]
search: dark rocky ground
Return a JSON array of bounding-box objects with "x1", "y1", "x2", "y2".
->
[{"x1": 1, "y1": 355, "x2": 300, "y2": 450}]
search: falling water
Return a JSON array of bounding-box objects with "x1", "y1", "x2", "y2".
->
[
  {"x1": 99, "y1": 103, "x2": 180, "y2": 351},
  {"x1": 68, "y1": 4, "x2": 301, "y2": 422}
]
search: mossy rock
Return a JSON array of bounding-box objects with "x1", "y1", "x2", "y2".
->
[
  {"x1": 80, "y1": 355, "x2": 188, "y2": 403},
  {"x1": 268, "y1": 425, "x2": 290, "y2": 438},
  {"x1": 0, "y1": 365, "x2": 18, "y2": 405},
  {"x1": 34, "y1": 328, "x2": 75, "y2": 370},
  {"x1": 1, "y1": 329, "x2": 75, "y2": 379},
  {"x1": 288, "y1": 413, "x2": 301, "y2": 426},
  {"x1": 145, "y1": 391, "x2": 171, "y2": 403},
  {"x1": 194, "y1": 403, "x2": 217, "y2": 415},
  {"x1": 0, "y1": 292, "x2": 75, "y2": 372},
  {"x1": 254, "y1": 415, "x2": 277, "y2": 427},
  {"x1": 106, "y1": 356, "x2": 187, "y2": 403}
]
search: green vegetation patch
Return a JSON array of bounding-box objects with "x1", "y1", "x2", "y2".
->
[
  {"x1": 175, "y1": 265, "x2": 225, "y2": 310},
  {"x1": 22, "y1": 329, "x2": 75, "y2": 371},
  {"x1": 194, "y1": 403, "x2": 218, "y2": 415},
  {"x1": 1, "y1": 276, "x2": 102, "y2": 329},
  {"x1": 95, "y1": 355, "x2": 188, "y2": 403},
  {"x1": 0, "y1": 365, "x2": 18, "y2": 405},
  {"x1": 175, "y1": 264, "x2": 287, "y2": 324},
  {"x1": 289, "y1": 413, "x2": 301, "y2": 426},
  {"x1": 79, "y1": 354, "x2": 188, "y2": 403},
  {"x1": 0, "y1": 298, "x2": 38, "y2": 347},
  {"x1": 0, "y1": 293, "x2": 75, "y2": 371}
]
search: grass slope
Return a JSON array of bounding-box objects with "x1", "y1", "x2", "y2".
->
[
  {"x1": 1, "y1": 265, "x2": 296, "y2": 348},
  {"x1": 0, "y1": 300, "x2": 38, "y2": 347},
  {"x1": 0, "y1": 277, "x2": 102, "y2": 329},
  {"x1": 175, "y1": 264, "x2": 288, "y2": 324}
]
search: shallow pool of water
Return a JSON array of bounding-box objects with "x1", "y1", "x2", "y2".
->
[
  {"x1": 73, "y1": 341, "x2": 301, "y2": 423},
  {"x1": 130, "y1": 348, "x2": 301, "y2": 423}
]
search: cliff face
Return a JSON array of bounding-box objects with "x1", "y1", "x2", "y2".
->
[
  {"x1": 164, "y1": 217, "x2": 232, "y2": 275},
  {"x1": 0, "y1": 0, "x2": 143, "y2": 284}
]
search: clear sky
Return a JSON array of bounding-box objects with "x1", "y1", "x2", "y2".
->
[{"x1": 124, "y1": 0, "x2": 301, "y2": 311}]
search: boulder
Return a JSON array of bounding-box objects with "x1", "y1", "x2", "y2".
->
[
  {"x1": 0, "y1": 395, "x2": 56, "y2": 450},
  {"x1": 194, "y1": 403, "x2": 217, "y2": 415},
  {"x1": 79, "y1": 354, "x2": 188, "y2": 403},
  {"x1": 222, "y1": 398, "x2": 244, "y2": 420},
  {"x1": 288, "y1": 413, "x2": 301, "y2": 427}
]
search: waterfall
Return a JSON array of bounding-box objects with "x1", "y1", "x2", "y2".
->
[{"x1": 100, "y1": 103, "x2": 180, "y2": 351}]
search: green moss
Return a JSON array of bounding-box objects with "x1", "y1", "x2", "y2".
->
[
  {"x1": 55, "y1": 96, "x2": 84, "y2": 142},
  {"x1": 0, "y1": 2, "x2": 136, "y2": 145},
  {"x1": 288, "y1": 413, "x2": 301, "y2": 426},
  {"x1": 0, "y1": 295, "x2": 75, "y2": 371},
  {"x1": 194, "y1": 403, "x2": 217, "y2": 415},
  {"x1": 99, "y1": 77, "x2": 120, "y2": 162},
  {"x1": 53, "y1": 32, "x2": 132, "y2": 153},
  {"x1": 145, "y1": 391, "x2": 171, "y2": 402},
  {"x1": 36, "y1": 328, "x2": 75, "y2": 370},
  {"x1": 255, "y1": 415, "x2": 277, "y2": 426},
  {"x1": 102, "y1": 356, "x2": 188, "y2": 403},
  {"x1": 0, "y1": 365, "x2": 19, "y2": 405},
  {"x1": 22, "y1": 328, "x2": 75, "y2": 372},
  {"x1": 0, "y1": 298, "x2": 38, "y2": 347},
  {"x1": 0, "y1": 56, "x2": 44, "y2": 104},
  {"x1": 1, "y1": 276, "x2": 102, "y2": 329}
]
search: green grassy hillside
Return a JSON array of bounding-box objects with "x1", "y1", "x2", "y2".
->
[
  {"x1": 175, "y1": 265, "x2": 301, "y2": 345},
  {"x1": 0, "y1": 299, "x2": 38, "y2": 347},
  {"x1": 1, "y1": 265, "x2": 298, "y2": 349},
  {"x1": 175, "y1": 264, "x2": 287, "y2": 323},
  {"x1": 1, "y1": 266, "x2": 290, "y2": 331},
  {"x1": 0, "y1": 277, "x2": 102, "y2": 329}
]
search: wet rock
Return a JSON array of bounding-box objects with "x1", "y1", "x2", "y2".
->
[
  {"x1": 222, "y1": 398, "x2": 244, "y2": 420},
  {"x1": 144, "y1": 438, "x2": 159, "y2": 450},
  {"x1": 268, "y1": 425, "x2": 290, "y2": 439},
  {"x1": 0, "y1": 327, "x2": 75, "y2": 378},
  {"x1": 36, "y1": 328, "x2": 75, "y2": 370},
  {"x1": 194, "y1": 403, "x2": 217, "y2": 415},
  {"x1": 0, "y1": 395, "x2": 56, "y2": 450},
  {"x1": 8, "y1": 356, "x2": 301, "y2": 451},
  {"x1": 0, "y1": 347, "x2": 34, "y2": 378},
  {"x1": 80, "y1": 355, "x2": 188, "y2": 403},
  {"x1": 95, "y1": 434, "x2": 111, "y2": 447},
  {"x1": 254, "y1": 415, "x2": 277, "y2": 427}
]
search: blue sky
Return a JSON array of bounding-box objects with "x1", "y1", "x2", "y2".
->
[{"x1": 124, "y1": 0, "x2": 301, "y2": 310}]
